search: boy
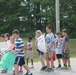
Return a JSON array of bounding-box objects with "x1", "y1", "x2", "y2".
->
[
  {"x1": 12, "y1": 29, "x2": 33, "y2": 75},
  {"x1": 26, "y1": 36, "x2": 34, "y2": 68},
  {"x1": 62, "y1": 29, "x2": 71, "y2": 69},
  {"x1": 55, "y1": 32, "x2": 63, "y2": 69},
  {"x1": 45, "y1": 25, "x2": 55, "y2": 72}
]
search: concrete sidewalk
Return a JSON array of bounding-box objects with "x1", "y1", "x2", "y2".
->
[{"x1": 0, "y1": 58, "x2": 76, "y2": 75}]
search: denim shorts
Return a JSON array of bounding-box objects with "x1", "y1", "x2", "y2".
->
[{"x1": 37, "y1": 49, "x2": 44, "y2": 56}]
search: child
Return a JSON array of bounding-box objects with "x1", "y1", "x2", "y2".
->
[
  {"x1": 0, "y1": 34, "x2": 5, "y2": 60},
  {"x1": 62, "y1": 29, "x2": 71, "y2": 69},
  {"x1": 12, "y1": 29, "x2": 33, "y2": 75},
  {"x1": 48, "y1": 51, "x2": 56, "y2": 68},
  {"x1": 0, "y1": 33, "x2": 10, "y2": 73},
  {"x1": 36, "y1": 30, "x2": 47, "y2": 71},
  {"x1": 45, "y1": 25, "x2": 55, "y2": 72},
  {"x1": 0, "y1": 36, "x2": 15, "y2": 72},
  {"x1": 4, "y1": 33, "x2": 10, "y2": 49},
  {"x1": 26, "y1": 37, "x2": 34, "y2": 68},
  {"x1": 55, "y1": 32, "x2": 63, "y2": 69},
  {"x1": 0, "y1": 34, "x2": 5, "y2": 42}
]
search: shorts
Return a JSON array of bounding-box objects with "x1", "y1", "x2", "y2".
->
[
  {"x1": 26, "y1": 51, "x2": 33, "y2": 59},
  {"x1": 37, "y1": 49, "x2": 44, "y2": 56},
  {"x1": 46, "y1": 50, "x2": 54, "y2": 58},
  {"x1": 62, "y1": 49, "x2": 70, "y2": 59},
  {"x1": 56, "y1": 54, "x2": 62, "y2": 59},
  {"x1": 14, "y1": 57, "x2": 25, "y2": 66}
]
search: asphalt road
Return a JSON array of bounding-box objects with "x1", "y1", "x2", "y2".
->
[{"x1": 0, "y1": 58, "x2": 76, "y2": 75}]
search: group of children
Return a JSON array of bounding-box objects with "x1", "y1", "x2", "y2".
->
[
  {"x1": 0, "y1": 31, "x2": 33, "y2": 75},
  {"x1": 35, "y1": 25, "x2": 71, "y2": 72},
  {"x1": 0, "y1": 25, "x2": 71, "y2": 75}
]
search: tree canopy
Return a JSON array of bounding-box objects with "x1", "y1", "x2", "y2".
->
[{"x1": 0, "y1": 0, "x2": 76, "y2": 38}]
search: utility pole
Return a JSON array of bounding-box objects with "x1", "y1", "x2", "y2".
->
[{"x1": 56, "y1": 0, "x2": 60, "y2": 33}]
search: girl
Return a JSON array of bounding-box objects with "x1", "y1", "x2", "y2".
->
[
  {"x1": 0, "y1": 36, "x2": 16, "y2": 72},
  {"x1": 0, "y1": 34, "x2": 5, "y2": 60},
  {"x1": 35, "y1": 30, "x2": 47, "y2": 71},
  {"x1": 4, "y1": 33, "x2": 10, "y2": 49},
  {"x1": 1, "y1": 33, "x2": 10, "y2": 73}
]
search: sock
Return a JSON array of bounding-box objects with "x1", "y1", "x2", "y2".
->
[
  {"x1": 28, "y1": 72, "x2": 31, "y2": 74},
  {"x1": 64, "y1": 64, "x2": 65, "y2": 66},
  {"x1": 59, "y1": 64, "x2": 61, "y2": 67},
  {"x1": 65, "y1": 65, "x2": 67, "y2": 67},
  {"x1": 68, "y1": 65, "x2": 71, "y2": 66}
]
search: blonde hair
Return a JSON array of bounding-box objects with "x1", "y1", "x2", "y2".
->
[
  {"x1": 35, "y1": 30, "x2": 42, "y2": 39},
  {"x1": 10, "y1": 36, "x2": 15, "y2": 40}
]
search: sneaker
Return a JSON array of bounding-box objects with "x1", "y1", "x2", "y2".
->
[
  {"x1": 13, "y1": 70, "x2": 15, "y2": 72},
  {"x1": 56, "y1": 66, "x2": 61, "y2": 69},
  {"x1": 41, "y1": 66, "x2": 47, "y2": 71},
  {"x1": 25, "y1": 72, "x2": 33, "y2": 75},
  {"x1": 29, "y1": 65, "x2": 34, "y2": 68},
  {"x1": 61, "y1": 66, "x2": 68, "y2": 70},
  {"x1": 45, "y1": 68, "x2": 54, "y2": 72},
  {"x1": 53, "y1": 66, "x2": 55, "y2": 68},
  {"x1": 67, "y1": 66, "x2": 71, "y2": 70},
  {"x1": 1, "y1": 70, "x2": 7, "y2": 74},
  {"x1": 25, "y1": 72, "x2": 28, "y2": 75},
  {"x1": 13, "y1": 72, "x2": 15, "y2": 75}
]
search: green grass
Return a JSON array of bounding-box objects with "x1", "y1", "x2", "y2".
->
[
  {"x1": 23, "y1": 38, "x2": 76, "y2": 62},
  {"x1": 69, "y1": 39, "x2": 76, "y2": 57}
]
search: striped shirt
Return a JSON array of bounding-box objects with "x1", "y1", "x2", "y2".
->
[{"x1": 15, "y1": 38, "x2": 25, "y2": 57}]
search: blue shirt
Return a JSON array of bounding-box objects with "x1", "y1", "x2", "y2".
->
[
  {"x1": 15, "y1": 38, "x2": 25, "y2": 57},
  {"x1": 46, "y1": 33, "x2": 55, "y2": 50}
]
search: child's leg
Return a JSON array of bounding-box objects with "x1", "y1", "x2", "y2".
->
[
  {"x1": 58, "y1": 59, "x2": 61, "y2": 65},
  {"x1": 51, "y1": 58, "x2": 53, "y2": 68},
  {"x1": 63, "y1": 58, "x2": 66, "y2": 66},
  {"x1": 38, "y1": 51, "x2": 45, "y2": 67},
  {"x1": 14, "y1": 64, "x2": 19, "y2": 75},
  {"x1": 50, "y1": 51, "x2": 54, "y2": 68},
  {"x1": 68, "y1": 58, "x2": 71, "y2": 66},
  {"x1": 65, "y1": 59, "x2": 68, "y2": 66},
  {"x1": 31, "y1": 59, "x2": 33, "y2": 66},
  {"x1": 26, "y1": 58, "x2": 29, "y2": 65},
  {"x1": 29, "y1": 51, "x2": 34, "y2": 66},
  {"x1": 39, "y1": 55, "x2": 45, "y2": 67},
  {"x1": 23, "y1": 64, "x2": 30, "y2": 73},
  {"x1": 19, "y1": 66, "x2": 23, "y2": 72},
  {"x1": 45, "y1": 57, "x2": 50, "y2": 68}
]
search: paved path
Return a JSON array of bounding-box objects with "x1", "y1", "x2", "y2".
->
[{"x1": 0, "y1": 58, "x2": 76, "y2": 75}]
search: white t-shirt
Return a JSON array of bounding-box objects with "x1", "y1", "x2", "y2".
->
[
  {"x1": 6, "y1": 40, "x2": 11, "y2": 49},
  {"x1": 27, "y1": 42, "x2": 33, "y2": 51},
  {"x1": 46, "y1": 33, "x2": 55, "y2": 51},
  {"x1": 55, "y1": 38, "x2": 63, "y2": 54},
  {"x1": 37, "y1": 35, "x2": 47, "y2": 53},
  {"x1": 0, "y1": 41, "x2": 10, "y2": 54}
]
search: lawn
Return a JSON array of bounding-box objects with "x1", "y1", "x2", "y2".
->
[{"x1": 23, "y1": 38, "x2": 76, "y2": 62}]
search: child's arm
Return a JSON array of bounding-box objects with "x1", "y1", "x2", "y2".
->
[
  {"x1": 5, "y1": 46, "x2": 14, "y2": 52},
  {"x1": 49, "y1": 35, "x2": 55, "y2": 49},
  {"x1": 24, "y1": 44, "x2": 27, "y2": 49},
  {"x1": 64, "y1": 42, "x2": 68, "y2": 53},
  {"x1": 64, "y1": 37, "x2": 69, "y2": 53},
  {"x1": 49, "y1": 42, "x2": 55, "y2": 49},
  {"x1": 11, "y1": 47, "x2": 24, "y2": 55},
  {"x1": 58, "y1": 39, "x2": 62, "y2": 44}
]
